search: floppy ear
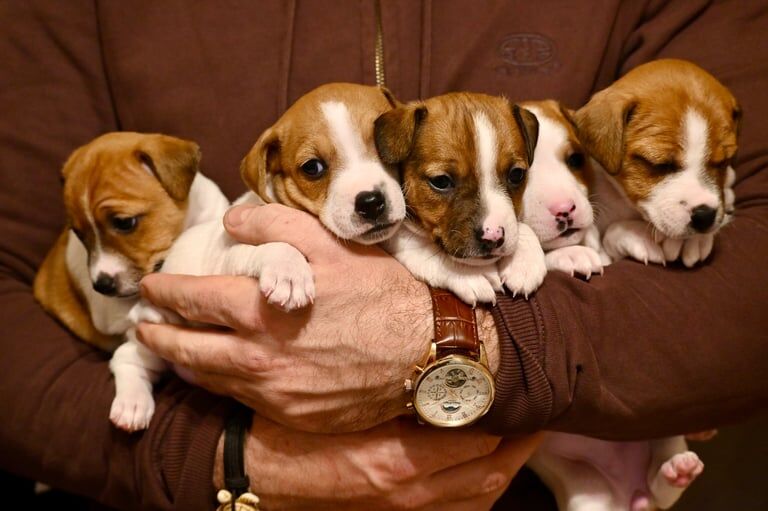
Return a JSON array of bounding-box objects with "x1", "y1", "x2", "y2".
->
[
  {"x1": 573, "y1": 91, "x2": 636, "y2": 175},
  {"x1": 374, "y1": 103, "x2": 427, "y2": 165},
  {"x1": 512, "y1": 104, "x2": 539, "y2": 166},
  {"x1": 61, "y1": 145, "x2": 87, "y2": 183},
  {"x1": 135, "y1": 135, "x2": 200, "y2": 201},
  {"x1": 379, "y1": 86, "x2": 403, "y2": 109},
  {"x1": 240, "y1": 127, "x2": 281, "y2": 203}
]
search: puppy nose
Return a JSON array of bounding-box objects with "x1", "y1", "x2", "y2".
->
[
  {"x1": 548, "y1": 201, "x2": 576, "y2": 218},
  {"x1": 355, "y1": 191, "x2": 386, "y2": 221},
  {"x1": 93, "y1": 273, "x2": 117, "y2": 296},
  {"x1": 475, "y1": 226, "x2": 505, "y2": 252},
  {"x1": 690, "y1": 205, "x2": 717, "y2": 232}
]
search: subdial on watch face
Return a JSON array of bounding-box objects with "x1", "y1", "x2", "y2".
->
[
  {"x1": 460, "y1": 384, "x2": 479, "y2": 401},
  {"x1": 427, "y1": 384, "x2": 447, "y2": 401}
]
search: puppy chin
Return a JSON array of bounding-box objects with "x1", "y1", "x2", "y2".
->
[
  {"x1": 451, "y1": 254, "x2": 501, "y2": 266},
  {"x1": 323, "y1": 214, "x2": 402, "y2": 244},
  {"x1": 541, "y1": 228, "x2": 587, "y2": 250},
  {"x1": 353, "y1": 220, "x2": 402, "y2": 245}
]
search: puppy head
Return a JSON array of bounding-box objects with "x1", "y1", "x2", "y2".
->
[
  {"x1": 575, "y1": 59, "x2": 740, "y2": 239},
  {"x1": 375, "y1": 92, "x2": 539, "y2": 265},
  {"x1": 520, "y1": 100, "x2": 595, "y2": 250},
  {"x1": 62, "y1": 132, "x2": 200, "y2": 297},
  {"x1": 240, "y1": 83, "x2": 405, "y2": 244}
]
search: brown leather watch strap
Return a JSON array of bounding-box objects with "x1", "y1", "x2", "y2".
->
[{"x1": 428, "y1": 287, "x2": 480, "y2": 357}]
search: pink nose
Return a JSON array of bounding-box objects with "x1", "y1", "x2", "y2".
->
[
  {"x1": 481, "y1": 226, "x2": 505, "y2": 242},
  {"x1": 548, "y1": 201, "x2": 576, "y2": 218}
]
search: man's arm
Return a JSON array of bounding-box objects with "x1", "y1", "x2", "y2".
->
[
  {"x1": 484, "y1": 0, "x2": 768, "y2": 438},
  {"x1": 0, "y1": 3, "x2": 234, "y2": 509}
]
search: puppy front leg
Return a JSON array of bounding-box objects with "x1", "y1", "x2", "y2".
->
[
  {"x1": 498, "y1": 223, "x2": 547, "y2": 298},
  {"x1": 647, "y1": 435, "x2": 704, "y2": 509},
  {"x1": 109, "y1": 331, "x2": 167, "y2": 432},
  {"x1": 219, "y1": 241, "x2": 315, "y2": 311},
  {"x1": 384, "y1": 234, "x2": 500, "y2": 306},
  {"x1": 602, "y1": 220, "x2": 665, "y2": 265}
]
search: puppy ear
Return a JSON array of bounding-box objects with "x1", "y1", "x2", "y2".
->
[
  {"x1": 558, "y1": 103, "x2": 578, "y2": 130},
  {"x1": 573, "y1": 91, "x2": 636, "y2": 175},
  {"x1": 240, "y1": 127, "x2": 280, "y2": 203},
  {"x1": 136, "y1": 135, "x2": 200, "y2": 201},
  {"x1": 379, "y1": 86, "x2": 402, "y2": 109},
  {"x1": 374, "y1": 104, "x2": 427, "y2": 165},
  {"x1": 61, "y1": 145, "x2": 87, "y2": 182},
  {"x1": 512, "y1": 105, "x2": 539, "y2": 166}
]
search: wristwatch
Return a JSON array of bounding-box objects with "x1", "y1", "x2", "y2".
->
[{"x1": 405, "y1": 287, "x2": 495, "y2": 427}]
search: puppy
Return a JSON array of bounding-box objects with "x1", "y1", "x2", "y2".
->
[
  {"x1": 34, "y1": 132, "x2": 229, "y2": 352},
  {"x1": 374, "y1": 92, "x2": 547, "y2": 305},
  {"x1": 519, "y1": 100, "x2": 609, "y2": 278},
  {"x1": 116, "y1": 83, "x2": 407, "y2": 431},
  {"x1": 575, "y1": 59, "x2": 740, "y2": 267}
]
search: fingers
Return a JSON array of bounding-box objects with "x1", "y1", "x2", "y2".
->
[
  {"x1": 140, "y1": 273, "x2": 270, "y2": 331},
  {"x1": 404, "y1": 434, "x2": 543, "y2": 510},
  {"x1": 136, "y1": 322, "x2": 267, "y2": 377},
  {"x1": 224, "y1": 203, "x2": 340, "y2": 262}
]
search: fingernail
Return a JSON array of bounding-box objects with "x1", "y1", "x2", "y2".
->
[{"x1": 225, "y1": 205, "x2": 256, "y2": 227}]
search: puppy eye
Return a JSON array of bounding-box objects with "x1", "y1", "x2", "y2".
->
[
  {"x1": 651, "y1": 162, "x2": 678, "y2": 173},
  {"x1": 110, "y1": 215, "x2": 139, "y2": 233},
  {"x1": 428, "y1": 174, "x2": 454, "y2": 192},
  {"x1": 566, "y1": 152, "x2": 585, "y2": 169},
  {"x1": 300, "y1": 159, "x2": 327, "y2": 179},
  {"x1": 506, "y1": 166, "x2": 527, "y2": 186}
]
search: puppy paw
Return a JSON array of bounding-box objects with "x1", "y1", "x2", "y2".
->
[
  {"x1": 603, "y1": 221, "x2": 665, "y2": 265},
  {"x1": 659, "y1": 451, "x2": 704, "y2": 488},
  {"x1": 257, "y1": 245, "x2": 315, "y2": 311},
  {"x1": 448, "y1": 273, "x2": 498, "y2": 306},
  {"x1": 545, "y1": 245, "x2": 604, "y2": 279},
  {"x1": 109, "y1": 386, "x2": 155, "y2": 432},
  {"x1": 499, "y1": 249, "x2": 547, "y2": 299}
]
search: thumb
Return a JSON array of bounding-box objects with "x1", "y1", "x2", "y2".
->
[{"x1": 224, "y1": 203, "x2": 339, "y2": 261}]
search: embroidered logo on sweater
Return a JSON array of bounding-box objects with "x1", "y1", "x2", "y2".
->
[{"x1": 496, "y1": 33, "x2": 560, "y2": 75}]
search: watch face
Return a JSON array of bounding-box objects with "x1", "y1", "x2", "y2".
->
[{"x1": 413, "y1": 357, "x2": 494, "y2": 427}]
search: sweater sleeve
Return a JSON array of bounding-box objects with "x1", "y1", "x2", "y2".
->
[
  {"x1": 483, "y1": 0, "x2": 768, "y2": 439},
  {"x1": 0, "y1": 2, "x2": 234, "y2": 509}
]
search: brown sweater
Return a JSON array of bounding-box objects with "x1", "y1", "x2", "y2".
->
[{"x1": 1, "y1": 1, "x2": 766, "y2": 510}]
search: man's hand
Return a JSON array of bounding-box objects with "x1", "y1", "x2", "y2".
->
[
  {"x1": 137, "y1": 204, "x2": 499, "y2": 433},
  {"x1": 213, "y1": 415, "x2": 541, "y2": 510}
]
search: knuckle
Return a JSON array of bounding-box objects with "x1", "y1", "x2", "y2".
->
[
  {"x1": 233, "y1": 347, "x2": 270, "y2": 375},
  {"x1": 480, "y1": 471, "x2": 510, "y2": 495}
]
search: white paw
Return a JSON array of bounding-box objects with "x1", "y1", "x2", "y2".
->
[
  {"x1": 109, "y1": 385, "x2": 155, "y2": 432},
  {"x1": 256, "y1": 246, "x2": 315, "y2": 311},
  {"x1": 499, "y1": 249, "x2": 547, "y2": 299},
  {"x1": 128, "y1": 300, "x2": 178, "y2": 325},
  {"x1": 545, "y1": 245, "x2": 604, "y2": 279},
  {"x1": 681, "y1": 234, "x2": 714, "y2": 267},
  {"x1": 603, "y1": 221, "x2": 665, "y2": 265},
  {"x1": 446, "y1": 273, "x2": 498, "y2": 306},
  {"x1": 660, "y1": 451, "x2": 704, "y2": 488}
]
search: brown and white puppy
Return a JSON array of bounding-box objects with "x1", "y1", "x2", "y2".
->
[
  {"x1": 575, "y1": 59, "x2": 739, "y2": 267},
  {"x1": 520, "y1": 100, "x2": 609, "y2": 277},
  {"x1": 240, "y1": 82, "x2": 406, "y2": 244},
  {"x1": 374, "y1": 92, "x2": 546, "y2": 305},
  {"x1": 120, "y1": 83, "x2": 407, "y2": 432},
  {"x1": 34, "y1": 132, "x2": 228, "y2": 352}
]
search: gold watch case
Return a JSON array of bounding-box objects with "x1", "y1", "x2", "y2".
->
[{"x1": 407, "y1": 348, "x2": 495, "y2": 428}]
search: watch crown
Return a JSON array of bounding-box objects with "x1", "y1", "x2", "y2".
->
[
  {"x1": 404, "y1": 378, "x2": 413, "y2": 392},
  {"x1": 406, "y1": 402, "x2": 414, "y2": 412}
]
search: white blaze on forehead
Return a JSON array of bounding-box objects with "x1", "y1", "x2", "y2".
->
[
  {"x1": 682, "y1": 109, "x2": 710, "y2": 171},
  {"x1": 321, "y1": 101, "x2": 367, "y2": 167},
  {"x1": 473, "y1": 111, "x2": 514, "y2": 228}
]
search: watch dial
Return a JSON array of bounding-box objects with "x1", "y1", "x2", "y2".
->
[{"x1": 415, "y1": 363, "x2": 493, "y2": 426}]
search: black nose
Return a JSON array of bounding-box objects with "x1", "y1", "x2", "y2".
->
[
  {"x1": 474, "y1": 228, "x2": 504, "y2": 253},
  {"x1": 690, "y1": 205, "x2": 717, "y2": 232},
  {"x1": 355, "y1": 191, "x2": 386, "y2": 221},
  {"x1": 93, "y1": 273, "x2": 117, "y2": 296}
]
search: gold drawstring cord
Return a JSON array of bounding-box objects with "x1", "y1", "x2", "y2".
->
[{"x1": 374, "y1": 0, "x2": 387, "y2": 88}]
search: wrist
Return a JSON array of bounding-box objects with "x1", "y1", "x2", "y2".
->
[{"x1": 476, "y1": 306, "x2": 500, "y2": 375}]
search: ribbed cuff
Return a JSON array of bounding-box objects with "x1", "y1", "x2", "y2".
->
[
  {"x1": 155, "y1": 384, "x2": 238, "y2": 511},
  {"x1": 480, "y1": 294, "x2": 553, "y2": 435}
]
